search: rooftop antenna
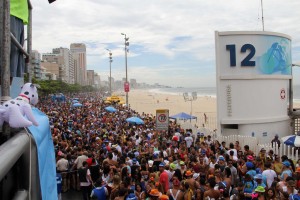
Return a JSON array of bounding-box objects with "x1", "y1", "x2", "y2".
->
[{"x1": 261, "y1": 0, "x2": 265, "y2": 31}]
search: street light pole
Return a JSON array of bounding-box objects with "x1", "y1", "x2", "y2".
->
[
  {"x1": 183, "y1": 92, "x2": 197, "y2": 122},
  {"x1": 106, "y1": 49, "x2": 113, "y2": 95},
  {"x1": 121, "y1": 33, "x2": 129, "y2": 106}
]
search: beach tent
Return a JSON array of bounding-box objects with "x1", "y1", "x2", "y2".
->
[
  {"x1": 126, "y1": 117, "x2": 144, "y2": 125},
  {"x1": 169, "y1": 112, "x2": 197, "y2": 120},
  {"x1": 72, "y1": 103, "x2": 83, "y2": 107},
  {"x1": 105, "y1": 106, "x2": 117, "y2": 112}
]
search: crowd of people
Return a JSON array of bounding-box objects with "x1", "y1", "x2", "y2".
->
[{"x1": 38, "y1": 92, "x2": 300, "y2": 200}]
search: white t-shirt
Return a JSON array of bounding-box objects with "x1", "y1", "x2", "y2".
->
[
  {"x1": 262, "y1": 169, "x2": 277, "y2": 188},
  {"x1": 227, "y1": 149, "x2": 238, "y2": 157},
  {"x1": 185, "y1": 136, "x2": 193, "y2": 148},
  {"x1": 209, "y1": 162, "x2": 216, "y2": 169}
]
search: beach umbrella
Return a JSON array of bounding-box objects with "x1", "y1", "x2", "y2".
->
[
  {"x1": 72, "y1": 103, "x2": 83, "y2": 107},
  {"x1": 281, "y1": 135, "x2": 300, "y2": 147},
  {"x1": 105, "y1": 106, "x2": 117, "y2": 112},
  {"x1": 126, "y1": 117, "x2": 144, "y2": 125}
]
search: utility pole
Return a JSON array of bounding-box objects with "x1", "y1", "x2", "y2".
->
[{"x1": 121, "y1": 33, "x2": 130, "y2": 106}]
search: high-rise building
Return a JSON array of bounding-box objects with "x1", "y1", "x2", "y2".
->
[
  {"x1": 70, "y1": 43, "x2": 87, "y2": 86},
  {"x1": 53, "y1": 47, "x2": 75, "y2": 84},
  {"x1": 40, "y1": 60, "x2": 60, "y2": 79},
  {"x1": 31, "y1": 50, "x2": 42, "y2": 80},
  {"x1": 94, "y1": 73, "x2": 101, "y2": 89},
  {"x1": 130, "y1": 79, "x2": 137, "y2": 89},
  {"x1": 86, "y1": 70, "x2": 95, "y2": 86},
  {"x1": 42, "y1": 53, "x2": 64, "y2": 81}
]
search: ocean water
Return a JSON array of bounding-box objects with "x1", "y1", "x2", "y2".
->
[{"x1": 150, "y1": 85, "x2": 300, "y2": 102}]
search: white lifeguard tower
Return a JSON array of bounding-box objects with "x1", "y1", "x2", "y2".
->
[{"x1": 215, "y1": 31, "x2": 292, "y2": 144}]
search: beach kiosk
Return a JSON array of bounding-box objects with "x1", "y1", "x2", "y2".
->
[{"x1": 215, "y1": 31, "x2": 292, "y2": 143}]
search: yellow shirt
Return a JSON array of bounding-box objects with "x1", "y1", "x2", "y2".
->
[
  {"x1": 10, "y1": 0, "x2": 29, "y2": 24},
  {"x1": 274, "y1": 162, "x2": 283, "y2": 174}
]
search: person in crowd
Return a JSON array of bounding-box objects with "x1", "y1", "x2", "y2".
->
[
  {"x1": 271, "y1": 134, "x2": 281, "y2": 149},
  {"x1": 203, "y1": 177, "x2": 220, "y2": 199},
  {"x1": 262, "y1": 162, "x2": 277, "y2": 188},
  {"x1": 37, "y1": 93, "x2": 300, "y2": 200},
  {"x1": 281, "y1": 161, "x2": 293, "y2": 181},
  {"x1": 78, "y1": 161, "x2": 93, "y2": 200},
  {"x1": 90, "y1": 179, "x2": 109, "y2": 200},
  {"x1": 159, "y1": 162, "x2": 169, "y2": 193}
]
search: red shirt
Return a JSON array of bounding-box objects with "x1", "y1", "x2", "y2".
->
[
  {"x1": 159, "y1": 170, "x2": 169, "y2": 193},
  {"x1": 86, "y1": 158, "x2": 93, "y2": 167}
]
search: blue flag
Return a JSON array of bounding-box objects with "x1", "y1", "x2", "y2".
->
[{"x1": 28, "y1": 107, "x2": 57, "y2": 200}]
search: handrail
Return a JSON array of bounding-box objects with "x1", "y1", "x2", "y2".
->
[
  {"x1": 0, "y1": 132, "x2": 30, "y2": 181},
  {"x1": 10, "y1": 32, "x2": 29, "y2": 58},
  {"x1": 0, "y1": 130, "x2": 41, "y2": 200},
  {"x1": 12, "y1": 190, "x2": 28, "y2": 200}
]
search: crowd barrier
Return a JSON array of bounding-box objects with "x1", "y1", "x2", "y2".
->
[
  {"x1": 215, "y1": 134, "x2": 300, "y2": 162},
  {"x1": 58, "y1": 170, "x2": 81, "y2": 193}
]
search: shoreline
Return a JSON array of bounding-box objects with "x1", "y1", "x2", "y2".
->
[
  {"x1": 125, "y1": 89, "x2": 217, "y2": 130},
  {"x1": 120, "y1": 88, "x2": 300, "y2": 131}
]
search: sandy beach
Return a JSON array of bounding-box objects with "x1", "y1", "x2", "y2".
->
[
  {"x1": 125, "y1": 89, "x2": 217, "y2": 130},
  {"x1": 121, "y1": 89, "x2": 300, "y2": 131}
]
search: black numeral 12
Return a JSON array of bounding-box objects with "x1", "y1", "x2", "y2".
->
[{"x1": 226, "y1": 44, "x2": 256, "y2": 67}]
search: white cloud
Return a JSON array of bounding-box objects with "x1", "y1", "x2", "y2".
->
[{"x1": 31, "y1": 0, "x2": 300, "y2": 87}]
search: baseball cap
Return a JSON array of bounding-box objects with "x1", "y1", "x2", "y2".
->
[
  {"x1": 170, "y1": 163, "x2": 176, "y2": 170},
  {"x1": 247, "y1": 155, "x2": 254, "y2": 161},
  {"x1": 159, "y1": 195, "x2": 169, "y2": 200},
  {"x1": 282, "y1": 160, "x2": 291, "y2": 167},
  {"x1": 149, "y1": 189, "x2": 162, "y2": 197},
  {"x1": 126, "y1": 193, "x2": 138, "y2": 200},
  {"x1": 218, "y1": 156, "x2": 225, "y2": 161},
  {"x1": 254, "y1": 174, "x2": 263, "y2": 180},
  {"x1": 185, "y1": 170, "x2": 193, "y2": 176},
  {"x1": 159, "y1": 162, "x2": 165, "y2": 167},
  {"x1": 246, "y1": 161, "x2": 254, "y2": 169},
  {"x1": 255, "y1": 186, "x2": 265, "y2": 193},
  {"x1": 193, "y1": 173, "x2": 200, "y2": 180},
  {"x1": 132, "y1": 158, "x2": 137, "y2": 164}
]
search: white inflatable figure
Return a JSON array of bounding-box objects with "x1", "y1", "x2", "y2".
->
[{"x1": 0, "y1": 83, "x2": 39, "y2": 128}]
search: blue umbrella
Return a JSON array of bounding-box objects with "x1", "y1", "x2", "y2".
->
[
  {"x1": 281, "y1": 135, "x2": 300, "y2": 147},
  {"x1": 105, "y1": 106, "x2": 117, "y2": 112},
  {"x1": 126, "y1": 117, "x2": 144, "y2": 125},
  {"x1": 72, "y1": 103, "x2": 82, "y2": 107},
  {"x1": 72, "y1": 99, "x2": 79, "y2": 103}
]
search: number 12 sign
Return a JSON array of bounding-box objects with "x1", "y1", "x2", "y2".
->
[
  {"x1": 215, "y1": 31, "x2": 291, "y2": 76},
  {"x1": 226, "y1": 44, "x2": 256, "y2": 67}
]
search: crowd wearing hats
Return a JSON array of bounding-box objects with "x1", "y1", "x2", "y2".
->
[{"x1": 38, "y1": 92, "x2": 300, "y2": 200}]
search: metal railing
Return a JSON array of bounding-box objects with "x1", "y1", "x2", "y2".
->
[
  {"x1": 0, "y1": 0, "x2": 41, "y2": 199},
  {"x1": 0, "y1": 130, "x2": 41, "y2": 200}
]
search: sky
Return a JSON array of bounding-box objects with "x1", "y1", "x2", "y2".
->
[{"x1": 31, "y1": 0, "x2": 300, "y2": 87}]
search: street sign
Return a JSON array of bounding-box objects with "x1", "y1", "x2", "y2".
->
[
  {"x1": 124, "y1": 82, "x2": 130, "y2": 92},
  {"x1": 156, "y1": 109, "x2": 169, "y2": 131}
]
